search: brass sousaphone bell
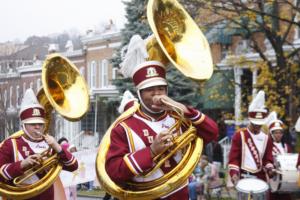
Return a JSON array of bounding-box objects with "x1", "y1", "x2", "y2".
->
[
  {"x1": 0, "y1": 54, "x2": 89, "y2": 200},
  {"x1": 96, "y1": 0, "x2": 214, "y2": 199}
]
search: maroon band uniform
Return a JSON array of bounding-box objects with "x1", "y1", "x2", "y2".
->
[
  {"x1": 0, "y1": 134, "x2": 78, "y2": 200},
  {"x1": 228, "y1": 128, "x2": 274, "y2": 182},
  {"x1": 106, "y1": 106, "x2": 219, "y2": 200}
]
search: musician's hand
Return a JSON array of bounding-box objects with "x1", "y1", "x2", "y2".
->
[
  {"x1": 20, "y1": 154, "x2": 42, "y2": 170},
  {"x1": 232, "y1": 174, "x2": 239, "y2": 186},
  {"x1": 150, "y1": 130, "x2": 173, "y2": 158},
  {"x1": 44, "y1": 135, "x2": 62, "y2": 153},
  {"x1": 152, "y1": 95, "x2": 188, "y2": 114},
  {"x1": 268, "y1": 168, "x2": 276, "y2": 178}
]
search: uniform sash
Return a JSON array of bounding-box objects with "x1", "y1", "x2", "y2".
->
[{"x1": 241, "y1": 130, "x2": 262, "y2": 169}]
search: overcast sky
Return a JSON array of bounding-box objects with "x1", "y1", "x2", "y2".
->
[{"x1": 0, "y1": 0, "x2": 127, "y2": 43}]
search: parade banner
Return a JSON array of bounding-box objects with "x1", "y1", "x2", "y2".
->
[{"x1": 60, "y1": 148, "x2": 97, "y2": 187}]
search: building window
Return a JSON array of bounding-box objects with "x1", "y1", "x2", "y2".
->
[
  {"x1": 101, "y1": 59, "x2": 108, "y2": 87},
  {"x1": 112, "y1": 67, "x2": 118, "y2": 80},
  {"x1": 4, "y1": 90, "x2": 7, "y2": 107},
  {"x1": 295, "y1": 19, "x2": 300, "y2": 40},
  {"x1": 16, "y1": 85, "x2": 20, "y2": 107},
  {"x1": 80, "y1": 66, "x2": 85, "y2": 77},
  {"x1": 235, "y1": 39, "x2": 251, "y2": 54},
  {"x1": 9, "y1": 86, "x2": 13, "y2": 107},
  {"x1": 89, "y1": 61, "x2": 97, "y2": 88},
  {"x1": 295, "y1": 0, "x2": 299, "y2": 40},
  {"x1": 37, "y1": 78, "x2": 41, "y2": 91},
  {"x1": 264, "y1": 39, "x2": 272, "y2": 50},
  {"x1": 81, "y1": 103, "x2": 98, "y2": 133},
  {"x1": 23, "y1": 82, "x2": 26, "y2": 94},
  {"x1": 221, "y1": 44, "x2": 229, "y2": 59}
]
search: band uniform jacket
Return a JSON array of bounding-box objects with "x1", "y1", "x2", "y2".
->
[
  {"x1": 0, "y1": 134, "x2": 78, "y2": 200},
  {"x1": 272, "y1": 141, "x2": 292, "y2": 156},
  {"x1": 228, "y1": 128, "x2": 274, "y2": 181},
  {"x1": 106, "y1": 105, "x2": 219, "y2": 200}
]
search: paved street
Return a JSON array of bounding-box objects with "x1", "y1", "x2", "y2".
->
[{"x1": 78, "y1": 196, "x2": 101, "y2": 200}]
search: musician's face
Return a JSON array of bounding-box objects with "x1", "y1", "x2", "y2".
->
[
  {"x1": 24, "y1": 123, "x2": 45, "y2": 138},
  {"x1": 272, "y1": 130, "x2": 283, "y2": 142},
  {"x1": 140, "y1": 85, "x2": 167, "y2": 112},
  {"x1": 249, "y1": 123, "x2": 262, "y2": 134}
]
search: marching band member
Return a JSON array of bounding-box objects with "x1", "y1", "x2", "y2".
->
[
  {"x1": 228, "y1": 90, "x2": 275, "y2": 186},
  {"x1": 267, "y1": 111, "x2": 292, "y2": 200},
  {"x1": 105, "y1": 35, "x2": 219, "y2": 200},
  {"x1": 295, "y1": 117, "x2": 300, "y2": 170},
  {"x1": 267, "y1": 111, "x2": 292, "y2": 156},
  {"x1": 0, "y1": 89, "x2": 78, "y2": 200}
]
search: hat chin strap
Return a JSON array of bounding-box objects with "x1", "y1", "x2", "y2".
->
[
  {"x1": 22, "y1": 123, "x2": 43, "y2": 141},
  {"x1": 137, "y1": 90, "x2": 164, "y2": 114}
]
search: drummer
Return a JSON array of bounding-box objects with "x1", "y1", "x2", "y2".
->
[
  {"x1": 267, "y1": 111, "x2": 292, "y2": 200},
  {"x1": 296, "y1": 117, "x2": 300, "y2": 170},
  {"x1": 267, "y1": 111, "x2": 292, "y2": 156},
  {"x1": 295, "y1": 116, "x2": 300, "y2": 178},
  {"x1": 228, "y1": 91, "x2": 275, "y2": 185}
]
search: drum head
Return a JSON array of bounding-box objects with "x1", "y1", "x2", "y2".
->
[
  {"x1": 236, "y1": 178, "x2": 269, "y2": 194},
  {"x1": 270, "y1": 154, "x2": 299, "y2": 192}
]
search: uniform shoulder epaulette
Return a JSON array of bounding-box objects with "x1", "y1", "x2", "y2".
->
[
  {"x1": 0, "y1": 131, "x2": 23, "y2": 147},
  {"x1": 113, "y1": 103, "x2": 140, "y2": 128},
  {"x1": 113, "y1": 116, "x2": 131, "y2": 128},
  {"x1": 237, "y1": 127, "x2": 247, "y2": 133},
  {"x1": 9, "y1": 130, "x2": 24, "y2": 139}
]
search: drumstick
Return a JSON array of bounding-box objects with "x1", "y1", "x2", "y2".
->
[{"x1": 273, "y1": 169, "x2": 283, "y2": 175}]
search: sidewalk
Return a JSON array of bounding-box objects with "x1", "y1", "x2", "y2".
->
[{"x1": 77, "y1": 189, "x2": 106, "y2": 198}]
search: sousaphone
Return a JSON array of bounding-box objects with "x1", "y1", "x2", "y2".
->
[
  {"x1": 96, "y1": 0, "x2": 213, "y2": 199},
  {"x1": 0, "y1": 54, "x2": 89, "y2": 200}
]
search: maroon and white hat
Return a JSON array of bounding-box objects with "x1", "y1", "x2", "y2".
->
[
  {"x1": 267, "y1": 111, "x2": 283, "y2": 133},
  {"x1": 132, "y1": 61, "x2": 167, "y2": 90},
  {"x1": 248, "y1": 90, "x2": 268, "y2": 125},
  {"x1": 269, "y1": 120, "x2": 283, "y2": 132},
  {"x1": 120, "y1": 35, "x2": 167, "y2": 90},
  {"x1": 19, "y1": 88, "x2": 45, "y2": 124}
]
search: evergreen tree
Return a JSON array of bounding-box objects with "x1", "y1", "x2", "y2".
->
[
  {"x1": 111, "y1": 0, "x2": 150, "y2": 95},
  {"x1": 166, "y1": 67, "x2": 202, "y2": 109}
]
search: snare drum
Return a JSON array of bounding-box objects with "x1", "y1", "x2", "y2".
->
[
  {"x1": 236, "y1": 178, "x2": 269, "y2": 200},
  {"x1": 269, "y1": 153, "x2": 298, "y2": 192}
]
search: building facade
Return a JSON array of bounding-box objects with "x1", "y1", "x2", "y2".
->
[{"x1": 0, "y1": 30, "x2": 121, "y2": 149}]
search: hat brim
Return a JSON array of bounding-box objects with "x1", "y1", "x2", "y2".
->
[
  {"x1": 249, "y1": 118, "x2": 266, "y2": 125},
  {"x1": 270, "y1": 127, "x2": 283, "y2": 133},
  {"x1": 22, "y1": 117, "x2": 45, "y2": 124},
  {"x1": 137, "y1": 78, "x2": 167, "y2": 90}
]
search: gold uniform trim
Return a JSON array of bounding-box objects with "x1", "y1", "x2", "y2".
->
[
  {"x1": 123, "y1": 155, "x2": 138, "y2": 176},
  {"x1": 121, "y1": 122, "x2": 135, "y2": 153}
]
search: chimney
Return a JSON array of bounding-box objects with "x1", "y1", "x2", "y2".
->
[{"x1": 48, "y1": 44, "x2": 59, "y2": 54}]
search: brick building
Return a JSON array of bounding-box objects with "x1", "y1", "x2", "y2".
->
[{"x1": 0, "y1": 28, "x2": 121, "y2": 149}]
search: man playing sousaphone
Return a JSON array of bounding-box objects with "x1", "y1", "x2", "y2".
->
[
  {"x1": 228, "y1": 90, "x2": 275, "y2": 198},
  {"x1": 0, "y1": 89, "x2": 78, "y2": 200},
  {"x1": 105, "y1": 34, "x2": 219, "y2": 199}
]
